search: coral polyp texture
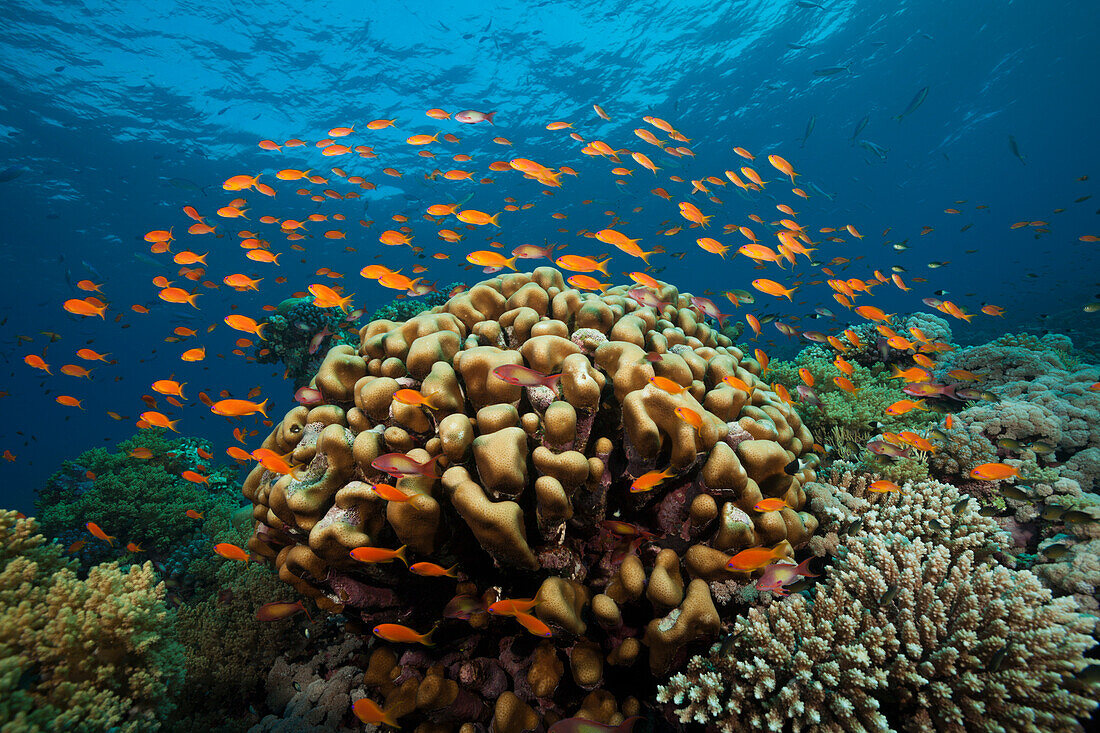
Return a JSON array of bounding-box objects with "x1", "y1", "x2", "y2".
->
[{"x1": 242, "y1": 267, "x2": 819, "y2": 723}]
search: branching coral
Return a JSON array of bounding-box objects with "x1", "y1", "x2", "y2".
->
[
  {"x1": 657, "y1": 531, "x2": 1098, "y2": 732},
  {"x1": 242, "y1": 267, "x2": 821, "y2": 725},
  {"x1": 0, "y1": 511, "x2": 184, "y2": 732},
  {"x1": 35, "y1": 431, "x2": 247, "y2": 596}
]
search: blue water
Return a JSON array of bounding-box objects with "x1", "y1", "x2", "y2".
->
[{"x1": 0, "y1": 0, "x2": 1097, "y2": 510}]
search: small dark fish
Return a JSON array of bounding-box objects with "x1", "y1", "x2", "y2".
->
[
  {"x1": 0, "y1": 166, "x2": 25, "y2": 183},
  {"x1": 784, "y1": 458, "x2": 801, "y2": 475},
  {"x1": 850, "y1": 114, "x2": 870, "y2": 144},
  {"x1": 997, "y1": 438, "x2": 1023, "y2": 450},
  {"x1": 813, "y1": 65, "x2": 850, "y2": 77},
  {"x1": 927, "y1": 261, "x2": 949, "y2": 269},
  {"x1": 929, "y1": 428, "x2": 948, "y2": 442},
  {"x1": 1008, "y1": 134, "x2": 1026, "y2": 165},
  {"x1": 933, "y1": 289, "x2": 949, "y2": 296},
  {"x1": 1029, "y1": 441, "x2": 1055, "y2": 455},
  {"x1": 787, "y1": 42, "x2": 808, "y2": 50},
  {"x1": 1063, "y1": 510, "x2": 1094, "y2": 524},
  {"x1": 894, "y1": 86, "x2": 929, "y2": 121},
  {"x1": 952, "y1": 498, "x2": 970, "y2": 515},
  {"x1": 292, "y1": 681, "x2": 301, "y2": 691},
  {"x1": 979, "y1": 391, "x2": 999, "y2": 402},
  {"x1": 879, "y1": 584, "x2": 898, "y2": 604},
  {"x1": 846, "y1": 517, "x2": 863, "y2": 535},
  {"x1": 1041, "y1": 543, "x2": 1070, "y2": 560},
  {"x1": 929, "y1": 518, "x2": 946, "y2": 532},
  {"x1": 978, "y1": 505, "x2": 1001, "y2": 517},
  {"x1": 1040, "y1": 504, "x2": 1067, "y2": 521},
  {"x1": 1079, "y1": 665, "x2": 1100, "y2": 685},
  {"x1": 800, "y1": 114, "x2": 816, "y2": 147},
  {"x1": 989, "y1": 644, "x2": 1009, "y2": 672},
  {"x1": 859, "y1": 139, "x2": 889, "y2": 160},
  {"x1": 1001, "y1": 485, "x2": 1030, "y2": 501}
]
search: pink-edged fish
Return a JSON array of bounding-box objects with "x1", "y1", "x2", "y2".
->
[
  {"x1": 756, "y1": 558, "x2": 818, "y2": 596},
  {"x1": 454, "y1": 109, "x2": 496, "y2": 125},
  {"x1": 548, "y1": 716, "x2": 643, "y2": 733},
  {"x1": 371, "y1": 453, "x2": 446, "y2": 479},
  {"x1": 627, "y1": 288, "x2": 670, "y2": 310},
  {"x1": 690, "y1": 295, "x2": 733, "y2": 326},
  {"x1": 308, "y1": 326, "x2": 332, "y2": 355},
  {"x1": 902, "y1": 381, "x2": 957, "y2": 398},
  {"x1": 492, "y1": 364, "x2": 562, "y2": 389},
  {"x1": 256, "y1": 600, "x2": 311, "y2": 621},
  {"x1": 294, "y1": 386, "x2": 324, "y2": 406},
  {"x1": 512, "y1": 242, "x2": 557, "y2": 260}
]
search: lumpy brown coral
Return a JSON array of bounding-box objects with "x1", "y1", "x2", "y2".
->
[{"x1": 242, "y1": 267, "x2": 819, "y2": 724}]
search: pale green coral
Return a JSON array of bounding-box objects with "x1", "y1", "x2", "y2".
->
[
  {"x1": 0, "y1": 511, "x2": 184, "y2": 732},
  {"x1": 768, "y1": 344, "x2": 939, "y2": 444}
]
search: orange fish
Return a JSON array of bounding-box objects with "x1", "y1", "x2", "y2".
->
[
  {"x1": 125, "y1": 542, "x2": 144, "y2": 553},
  {"x1": 726, "y1": 543, "x2": 787, "y2": 571},
  {"x1": 87, "y1": 521, "x2": 115, "y2": 546},
  {"x1": 869, "y1": 480, "x2": 901, "y2": 493},
  {"x1": 350, "y1": 545, "x2": 408, "y2": 565},
  {"x1": 141, "y1": 411, "x2": 179, "y2": 431},
  {"x1": 185, "y1": 509, "x2": 205, "y2": 520},
  {"x1": 56, "y1": 395, "x2": 83, "y2": 409},
  {"x1": 373, "y1": 622, "x2": 436, "y2": 645},
  {"x1": 649, "y1": 376, "x2": 686, "y2": 395},
  {"x1": 211, "y1": 398, "x2": 268, "y2": 417},
  {"x1": 674, "y1": 406, "x2": 703, "y2": 430},
  {"x1": 513, "y1": 612, "x2": 553, "y2": 637},
  {"x1": 970, "y1": 463, "x2": 1020, "y2": 481},
  {"x1": 63, "y1": 298, "x2": 107, "y2": 318},
  {"x1": 409, "y1": 561, "x2": 459, "y2": 578},
  {"x1": 181, "y1": 470, "x2": 208, "y2": 484},
  {"x1": 214, "y1": 542, "x2": 251, "y2": 561},
  {"x1": 308, "y1": 283, "x2": 354, "y2": 312},
  {"x1": 224, "y1": 314, "x2": 266, "y2": 338},
  {"x1": 630, "y1": 467, "x2": 675, "y2": 493},
  {"x1": 754, "y1": 498, "x2": 789, "y2": 512},
  {"x1": 393, "y1": 388, "x2": 438, "y2": 410},
  {"x1": 752, "y1": 279, "x2": 797, "y2": 300},
  {"x1": 352, "y1": 699, "x2": 401, "y2": 728}
]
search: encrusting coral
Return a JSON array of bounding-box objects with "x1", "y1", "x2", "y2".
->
[
  {"x1": 0, "y1": 510, "x2": 185, "y2": 732},
  {"x1": 242, "y1": 267, "x2": 821, "y2": 724}
]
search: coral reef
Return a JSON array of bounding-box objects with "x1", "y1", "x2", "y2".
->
[
  {"x1": 658, "y1": 530, "x2": 1098, "y2": 731},
  {"x1": 256, "y1": 297, "x2": 360, "y2": 387},
  {"x1": 0, "y1": 510, "x2": 185, "y2": 732},
  {"x1": 35, "y1": 431, "x2": 246, "y2": 596},
  {"x1": 242, "y1": 267, "x2": 821, "y2": 725},
  {"x1": 366, "y1": 283, "x2": 460, "y2": 323}
]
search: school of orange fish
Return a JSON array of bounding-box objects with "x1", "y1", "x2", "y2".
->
[{"x1": 15, "y1": 104, "x2": 1099, "y2": 726}]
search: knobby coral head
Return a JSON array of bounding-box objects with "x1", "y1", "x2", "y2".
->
[{"x1": 241, "y1": 266, "x2": 820, "y2": 723}]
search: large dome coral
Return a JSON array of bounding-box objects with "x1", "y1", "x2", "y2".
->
[{"x1": 241, "y1": 267, "x2": 819, "y2": 724}]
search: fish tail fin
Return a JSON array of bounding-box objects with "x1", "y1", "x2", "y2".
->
[
  {"x1": 168, "y1": 418, "x2": 180, "y2": 433},
  {"x1": 596, "y1": 259, "x2": 610, "y2": 277},
  {"x1": 639, "y1": 248, "x2": 654, "y2": 265},
  {"x1": 395, "y1": 545, "x2": 408, "y2": 567},
  {"x1": 485, "y1": 112, "x2": 496, "y2": 125},
  {"x1": 489, "y1": 213, "x2": 501, "y2": 227},
  {"x1": 543, "y1": 373, "x2": 563, "y2": 390},
  {"x1": 505, "y1": 256, "x2": 517, "y2": 271},
  {"x1": 422, "y1": 622, "x2": 440, "y2": 646},
  {"x1": 445, "y1": 564, "x2": 459, "y2": 578},
  {"x1": 187, "y1": 293, "x2": 200, "y2": 309},
  {"x1": 257, "y1": 398, "x2": 269, "y2": 417},
  {"x1": 795, "y1": 557, "x2": 819, "y2": 578},
  {"x1": 784, "y1": 288, "x2": 796, "y2": 300}
]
